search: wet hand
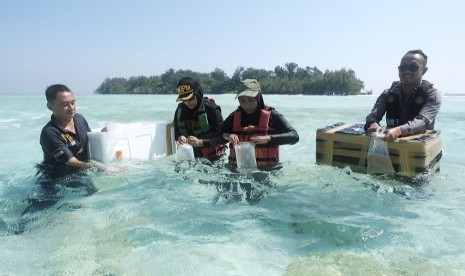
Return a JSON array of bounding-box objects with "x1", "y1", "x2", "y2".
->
[
  {"x1": 367, "y1": 122, "x2": 382, "y2": 134},
  {"x1": 177, "y1": 136, "x2": 187, "y2": 144},
  {"x1": 90, "y1": 162, "x2": 125, "y2": 173},
  {"x1": 187, "y1": 136, "x2": 203, "y2": 147},
  {"x1": 223, "y1": 133, "x2": 239, "y2": 146},
  {"x1": 383, "y1": 127, "x2": 401, "y2": 142},
  {"x1": 250, "y1": 135, "x2": 270, "y2": 144}
]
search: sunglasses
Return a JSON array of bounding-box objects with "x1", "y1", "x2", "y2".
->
[{"x1": 398, "y1": 63, "x2": 420, "y2": 72}]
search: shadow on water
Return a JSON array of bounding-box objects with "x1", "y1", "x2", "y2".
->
[
  {"x1": 260, "y1": 164, "x2": 445, "y2": 254},
  {"x1": 339, "y1": 165, "x2": 439, "y2": 201},
  {"x1": 173, "y1": 158, "x2": 281, "y2": 205},
  {"x1": 7, "y1": 169, "x2": 101, "y2": 235}
]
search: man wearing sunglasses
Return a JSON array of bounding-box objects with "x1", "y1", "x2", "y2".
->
[{"x1": 364, "y1": 49, "x2": 442, "y2": 141}]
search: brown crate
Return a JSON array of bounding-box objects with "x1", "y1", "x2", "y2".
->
[{"x1": 315, "y1": 123, "x2": 442, "y2": 177}]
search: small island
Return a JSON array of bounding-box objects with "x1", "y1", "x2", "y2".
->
[{"x1": 95, "y1": 62, "x2": 368, "y2": 96}]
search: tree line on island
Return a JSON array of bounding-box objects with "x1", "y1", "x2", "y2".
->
[{"x1": 95, "y1": 62, "x2": 371, "y2": 95}]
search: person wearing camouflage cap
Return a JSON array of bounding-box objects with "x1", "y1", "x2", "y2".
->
[{"x1": 218, "y1": 79, "x2": 299, "y2": 171}]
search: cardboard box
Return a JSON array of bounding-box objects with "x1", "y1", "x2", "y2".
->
[{"x1": 315, "y1": 123, "x2": 442, "y2": 178}]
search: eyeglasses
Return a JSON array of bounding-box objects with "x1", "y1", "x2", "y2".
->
[{"x1": 398, "y1": 63, "x2": 420, "y2": 72}]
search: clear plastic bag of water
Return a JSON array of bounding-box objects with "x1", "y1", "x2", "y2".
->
[
  {"x1": 177, "y1": 144, "x2": 195, "y2": 161},
  {"x1": 235, "y1": 142, "x2": 257, "y2": 172},
  {"x1": 367, "y1": 132, "x2": 395, "y2": 174}
]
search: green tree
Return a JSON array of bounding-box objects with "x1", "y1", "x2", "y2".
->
[
  {"x1": 95, "y1": 77, "x2": 128, "y2": 94},
  {"x1": 284, "y1": 62, "x2": 299, "y2": 78},
  {"x1": 274, "y1": 66, "x2": 286, "y2": 79},
  {"x1": 95, "y1": 63, "x2": 366, "y2": 95}
]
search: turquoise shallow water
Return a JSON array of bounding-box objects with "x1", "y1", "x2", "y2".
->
[{"x1": 1, "y1": 94, "x2": 465, "y2": 275}]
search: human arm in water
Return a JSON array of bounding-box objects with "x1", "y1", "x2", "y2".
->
[{"x1": 221, "y1": 109, "x2": 299, "y2": 146}]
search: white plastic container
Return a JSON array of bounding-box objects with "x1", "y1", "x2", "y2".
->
[
  {"x1": 235, "y1": 142, "x2": 257, "y2": 172},
  {"x1": 88, "y1": 121, "x2": 176, "y2": 163},
  {"x1": 176, "y1": 144, "x2": 195, "y2": 161}
]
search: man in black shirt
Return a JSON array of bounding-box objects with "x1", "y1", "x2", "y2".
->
[
  {"x1": 38, "y1": 84, "x2": 122, "y2": 180},
  {"x1": 24, "y1": 85, "x2": 121, "y2": 216}
]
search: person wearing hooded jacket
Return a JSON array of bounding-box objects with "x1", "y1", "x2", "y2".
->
[
  {"x1": 173, "y1": 76, "x2": 226, "y2": 161},
  {"x1": 219, "y1": 79, "x2": 299, "y2": 171}
]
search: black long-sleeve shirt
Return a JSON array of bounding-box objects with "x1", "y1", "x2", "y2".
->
[{"x1": 217, "y1": 107, "x2": 299, "y2": 146}]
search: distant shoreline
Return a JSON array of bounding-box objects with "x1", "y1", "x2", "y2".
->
[
  {"x1": 1, "y1": 92, "x2": 464, "y2": 96},
  {"x1": 444, "y1": 93, "x2": 465, "y2": 96}
]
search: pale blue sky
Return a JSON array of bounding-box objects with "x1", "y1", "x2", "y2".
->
[{"x1": 1, "y1": 0, "x2": 464, "y2": 94}]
